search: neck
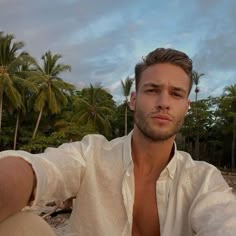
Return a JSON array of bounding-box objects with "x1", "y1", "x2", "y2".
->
[{"x1": 131, "y1": 127, "x2": 175, "y2": 178}]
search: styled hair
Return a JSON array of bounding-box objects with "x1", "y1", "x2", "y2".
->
[{"x1": 135, "y1": 48, "x2": 193, "y2": 95}]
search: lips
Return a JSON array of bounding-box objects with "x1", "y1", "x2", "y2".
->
[
  {"x1": 151, "y1": 114, "x2": 172, "y2": 121},
  {"x1": 150, "y1": 114, "x2": 173, "y2": 124}
]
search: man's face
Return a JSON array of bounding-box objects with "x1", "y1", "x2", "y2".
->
[{"x1": 130, "y1": 63, "x2": 190, "y2": 141}]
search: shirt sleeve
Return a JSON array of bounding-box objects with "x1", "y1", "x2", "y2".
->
[
  {"x1": 190, "y1": 169, "x2": 236, "y2": 236},
  {"x1": 0, "y1": 136, "x2": 92, "y2": 207}
]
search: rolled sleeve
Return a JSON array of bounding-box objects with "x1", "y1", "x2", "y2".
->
[{"x1": 0, "y1": 140, "x2": 88, "y2": 207}]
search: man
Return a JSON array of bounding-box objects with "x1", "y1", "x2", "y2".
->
[{"x1": 0, "y1": 48, "x2": 235, "y2": 236}]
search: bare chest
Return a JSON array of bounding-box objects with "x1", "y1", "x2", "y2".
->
[{"x1": 132, "y1": 178, "x2": 160, "y2": 236}]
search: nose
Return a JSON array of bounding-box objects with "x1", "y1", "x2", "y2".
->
[{"x1": 156, "y1": 91, "x2": 170, "y2": 110}]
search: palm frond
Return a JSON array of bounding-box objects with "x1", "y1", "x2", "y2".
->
[
  {"x1": 34, "y1": 90, "x2": 47, "y2": 112},
  {"x1": 121, "y1": 77, "x2": 134, "y2": 98}
]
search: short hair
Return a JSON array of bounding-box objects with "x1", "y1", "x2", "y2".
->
[{"x1": 135, "y1": 48, "x2": 193, "y2": 95}]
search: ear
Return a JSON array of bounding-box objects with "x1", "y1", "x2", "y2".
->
[
  {"x1": 129, "y1": 92, "x2": 136, "y2": 111},
  {"x1": 185, "y1": 99, "x2": 191, "y2": 115}
]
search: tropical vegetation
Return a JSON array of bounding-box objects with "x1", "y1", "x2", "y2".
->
[{"x1": 0, "y1": 31, "x2": 235, "y2": 171}]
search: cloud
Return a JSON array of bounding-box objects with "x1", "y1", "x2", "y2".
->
[
  {"x1": 193, "y1": 32, "x2": 236, "y2": 72},
  {"x1": 1, "y1": 0, "x2": 235, "y2": 101}
]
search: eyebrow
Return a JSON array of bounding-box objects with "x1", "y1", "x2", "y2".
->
[
  {"x1": 172, "y1": 87, "x2": 187, "y2": 95},
  {"x1": 142, "y1": 83, "x2": 187, "y2": 95}
]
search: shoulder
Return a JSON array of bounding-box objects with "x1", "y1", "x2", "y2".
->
[
  {"x1": 175, "y1": 150, "x2": 228, "y2": 193},
  {"x1": 79, "y1": 134, "x2": 128, "y2": 149},
  {"x1": 58, "y1": 134, "x2": 128, "y2": 158},
  {"x1": 176, "y1": 150, "x2": 218, "y2": 174},
  {"x1": 58, "y1": 134, "x2": 125, "y2": 149}
]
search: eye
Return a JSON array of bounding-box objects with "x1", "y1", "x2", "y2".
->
[
  {"x1": 172, "y1": 92, "x2": 182, "y2": 98},
  {"x1": 145, "y1": 89, "x2": 158, "y2": 94}
]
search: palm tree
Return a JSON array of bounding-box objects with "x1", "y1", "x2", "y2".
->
[
  {"x1": 28, "y1": 50, "x2": 74, "y2": 139},
  {"x1": 0, "y1": 32, "x2": 35, "y2": 133},
  {"x1": 191, "y1": 71, "x2": 204, "y2": 160},
  {"x1": 72, "y1": 85, "x2": 115, "y2": 137},
  {"x1": 12, "y1": 63, "x2": 38, "y2": 149},
  {"x1": 224, "y1": 84, "x2": 236, "y2": 169},
  {"x1": 192, "y1": 71, "x2": 205, "y2": 103},
  {"x1": 121, "y1": 77, "x2": 134, "y2": 135}
]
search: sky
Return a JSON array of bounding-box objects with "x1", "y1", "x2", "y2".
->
[{"x1": 0, "y1": 0, "x2": 236, "y2": 103}]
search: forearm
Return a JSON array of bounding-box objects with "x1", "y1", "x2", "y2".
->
[{"x1": 0, "y1": 157, "x2": 35, "y2": 222}]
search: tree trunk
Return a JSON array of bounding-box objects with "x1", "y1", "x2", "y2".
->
[
  {"x1": 195, "y1": 92, "x2": 200, "y2": 160},
  {"x1": 13, "y1": 111, "x2": 20, "y2": 150},
  {"x1": 232, "y1": 116, "x2": 236, "y2": 169},
  {"x1": 32, "y1": 107, "x2": 43, "y2": 139},
  {"x1": 124, "y1": 104, "x2": 127, "y2": 135}
]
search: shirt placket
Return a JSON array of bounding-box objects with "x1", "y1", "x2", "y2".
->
[
  {"x1": 156, "y1": 177, "x2": 170, "y2": 234},
  {"x1": 122, "y1": 165, "x2": 135, "y2": 233}
]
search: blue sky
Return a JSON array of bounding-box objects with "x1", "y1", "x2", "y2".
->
[{"x1": 1, "y1": 0, "x2": 236, "y2": 103}]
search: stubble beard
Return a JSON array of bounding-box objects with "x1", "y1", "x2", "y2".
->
[{"x1": 134, "y1": 109, "x2": 184, "y2": 142}]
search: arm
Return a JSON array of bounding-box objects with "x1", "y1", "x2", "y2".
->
[
  {"x1": 0, "y1": 137, "x2": 90, "y2": 213},
  {"x1": 0, "y1": 157, "x2": 35, "y2": 222},
  {"x1": 190, "y1": 170, "x2": 236, "y2": 236}
]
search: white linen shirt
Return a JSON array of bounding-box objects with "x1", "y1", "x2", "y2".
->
[{"x1": 1, "y1": 132, "x2": 236, "y2": 236}]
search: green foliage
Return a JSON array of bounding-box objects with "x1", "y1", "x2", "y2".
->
[
  {"x1": 191, "y1": 71, "x2": 204, "y2": 88},
  {"x1": 53, "y1": 119, "x2": 98, "y2": 141},
  {"x1": 121, "y1": 77, "x2": 134, "y2": 98},
  {"x1": 0, "y1": 32, "x2": 36, "y2": 130},
  {"x1": 121, "y1": 76, "x2": 134, "y2": 135},
  {"x1": 28, "y1": 51, "x2": 74, "y2": 114},
  {"x1": 179, "y1": 93, "x2": 235, "y2": 168},
  {"x1": 111, "y1": 103, "x2": 134, "y2": 137},
  {"x1": 26, "y1": 50, "x2": 74, "y2": 138},
  {"x1": 0, "y1": 31, "x2": 235, "y2": 170},
  {"x1": 72, "y1": 85, "x2": 115, "y2": 138}
]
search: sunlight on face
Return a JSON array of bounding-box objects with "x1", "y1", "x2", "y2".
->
[{"x1": 130, "y1": 63, "x2": 190, "y2": 141}]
